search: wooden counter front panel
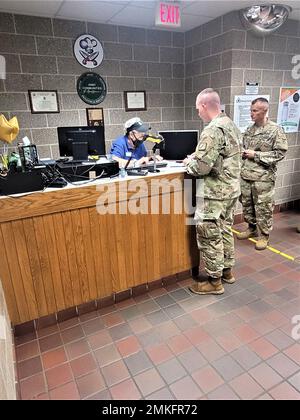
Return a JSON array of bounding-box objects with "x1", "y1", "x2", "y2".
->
[{"x1": 0, "y1": 174, "x2": 197, "y2": 325}]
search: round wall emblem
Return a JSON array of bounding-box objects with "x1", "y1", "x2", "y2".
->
[
  {"x1": 77, "y1": 72, "x2": 107, "y2": 105},
  {"x1": 74, "y1": 34, "x2": 103, "y2": 68}
]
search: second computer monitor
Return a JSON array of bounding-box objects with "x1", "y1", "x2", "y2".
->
[
  {"x1": 57, "y1": 126, "x2": 105, "y2": 158},
  {"x1": 158, "y1": 130, "x2": 198, "y2": 160}
]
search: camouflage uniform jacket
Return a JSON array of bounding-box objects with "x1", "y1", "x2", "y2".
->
[
  {"x1": 186, "y1": 114, "x2": 241, "y2": 200},
  {"x1": 241, "y1": 120, "x2": 288, "y2": 182}
]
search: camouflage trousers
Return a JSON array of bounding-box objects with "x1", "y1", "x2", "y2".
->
[
  {"x1": 195, "y1": 197, "x2": 238, "y2": 279},
  {"x1": 240, "y1": 179, "x2": 274, "y2": 235}
]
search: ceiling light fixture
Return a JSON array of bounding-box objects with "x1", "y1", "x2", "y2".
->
[{"x1": 240, "y1": 4, "x2": 291, "y2": 36}]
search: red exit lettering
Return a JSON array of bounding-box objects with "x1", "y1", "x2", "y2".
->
[{"x1": 160, "y1": 3, "x2": 180, "y2": 25}]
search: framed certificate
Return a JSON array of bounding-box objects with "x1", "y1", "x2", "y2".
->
[
  {"x1": 124, "y1": 90, "x2": 147, "y2": 112},
  {"x1": 28, "y1": 90, "x2": 60, "y2": 114},
  {"x1": 86, "y1": 107, "x2": 104, "y2": 127}
]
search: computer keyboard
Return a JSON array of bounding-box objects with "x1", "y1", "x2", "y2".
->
[
  {"x1": 39, "y1": 159, "x2": 56, "y2": 166},
  {"x1": 58, "y1": 159, "x2": 94, "y2": 165},
  {"x1": 136, "y1": 161, "x2": 168, "y2": 170}
]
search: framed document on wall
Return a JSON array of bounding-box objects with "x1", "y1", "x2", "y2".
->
[
  {"x1": 86, "y1": 108, "x2": 104, "y2": 127},
  {"x1": 28, "y1": 90, "x2": 60, "y2": 114},
  {"x1": 124, "y1": 91, "x2": 147, "y2": 112}
]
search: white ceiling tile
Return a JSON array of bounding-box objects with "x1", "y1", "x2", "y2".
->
[
  {"x1": 57, "y1": 1, "x2": 126, "y2": 22},
  {"x1": 109, "y1": 5, "x2": 155, "y2": 26},
  {"x1": 0, "y1": 0, "x2": 298, "y2": 30},
  {"x1": 0, "y1": 0, "x2": 62, "y2": 16},
  {"x1": 68, "y1": 0, "x2": 129, "y2": 4},
  {"x1": 183, "y1": 0, "x2": 241, "y2": 17},
  {"x1": 128, "y1": 0, "x2": 157, "y2": 9}
]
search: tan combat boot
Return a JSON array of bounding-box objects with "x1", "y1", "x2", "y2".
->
[
  {"x1": 189, "y1": 278, "x2": 224, "y2": 295},
  {"x1": 222, "y1": 268, "x2": 236, "y2": 284},
  {"x1": 236, "y1": 225, "x2": 258, "y2": 240},
  {"x1": 255, "y1": 234, "x2": 269, "y2": 251}
]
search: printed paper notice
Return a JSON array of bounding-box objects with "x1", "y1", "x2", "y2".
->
[
  {"x1": 234, "y1": 95, "x2": 270, "y2": 133},
  {"x1": 277, "y1": 87, "x2": 300, "y2": 133},
  {"x1": 245, "y1": 83, "x2": 259, "y2": 95}
]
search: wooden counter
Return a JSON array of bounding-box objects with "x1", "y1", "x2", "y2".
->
[{"x1": 0, "y1": 169, "x2": 198, "y2": 325}]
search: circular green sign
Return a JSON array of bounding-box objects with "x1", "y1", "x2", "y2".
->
[{"x1": 77, "y1": 72, "x2": 107, "y2": 105}]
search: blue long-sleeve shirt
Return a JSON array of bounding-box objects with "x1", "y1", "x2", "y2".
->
[{"x1": 110, "y1": 135, "x2": 147, "y2": 160}]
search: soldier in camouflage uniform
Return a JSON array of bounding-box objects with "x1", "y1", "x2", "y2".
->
[
  {"x1": 185, "y1": 88, "x2": 241, "y2": 295},
  {"x1": 237, "y1": 98, "x2": 288, "y2": 250}
]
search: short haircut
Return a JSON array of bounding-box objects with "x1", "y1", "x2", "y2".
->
[
  {"x1": 199, "y1": 88, "x2": 218, "y2": 96},
  {"x1": 197, "y1": 88, "x2": 220, "y2": 107},
  {"x1": 252, "y1": 97, "x2": 269, "y2": 107}
]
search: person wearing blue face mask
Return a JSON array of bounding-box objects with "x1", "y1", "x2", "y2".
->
[{"x1": 110, "y1": 117, "x2": 150, "y2": 168}]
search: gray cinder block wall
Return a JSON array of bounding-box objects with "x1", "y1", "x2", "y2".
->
[
  {"x1": 185, "y1": 11, "x2": 300, "y2": 204},
  {"x1": 0, "y1": 13, "x2": 184, "y2": 158}
]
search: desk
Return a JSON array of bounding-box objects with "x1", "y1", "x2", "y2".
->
[{"x1": 0, "y1": 167, "x2": 198, "y2": 325}]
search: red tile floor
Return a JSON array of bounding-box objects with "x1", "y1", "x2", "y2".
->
[{"x1": 15, "y1": 210, "x2": 300, "y2": 400}]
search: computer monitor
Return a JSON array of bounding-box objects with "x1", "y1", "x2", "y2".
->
[
  {"x1": 57, "y1": 126, "x2": 105, "y2": 158},
  {"x1": 158, "y1": 130, "x2": 198, "y2": 160}
]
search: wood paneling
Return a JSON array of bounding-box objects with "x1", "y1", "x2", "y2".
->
[
  {"x1": 23, "y1": 218, "x2": 47, "y2": 318},
  {"x1": 0, "y1": 172, "x2": 198, "y2": 325},
  {"x1": 80, "y1": 209, "x2": 98, "y2": 300},
  {"x1": 42, "y1": 214, "x2": 65, "y2": 311},
  {"x1": 0, "y1": 227, "x2": 20, "y2": 324},
  {"x1": 1, "y1": 222, "x2": 29, "y2": 323},
  {"x1": 12, "y1": 220, "x2": 38, "y2": 319},
  {"x1": 52, "y1": 212, "x2": 74, "y2": 308}
]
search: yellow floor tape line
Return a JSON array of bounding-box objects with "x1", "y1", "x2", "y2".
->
[{"x1": 231, "y1": 228, "x2": 295, "y2": 262}]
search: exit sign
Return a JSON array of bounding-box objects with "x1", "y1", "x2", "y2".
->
[{"x1": 155, "y1": 2, "x2": 181, "y2": 28}]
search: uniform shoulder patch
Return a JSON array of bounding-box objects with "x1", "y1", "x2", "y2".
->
[{"x1": 197, "y1": 142, "x2": 207, "y2": 151}]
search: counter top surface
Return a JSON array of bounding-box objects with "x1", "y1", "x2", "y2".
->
[{"x1": 0, "y1": 162, "x2": 186, "y2": 200}]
